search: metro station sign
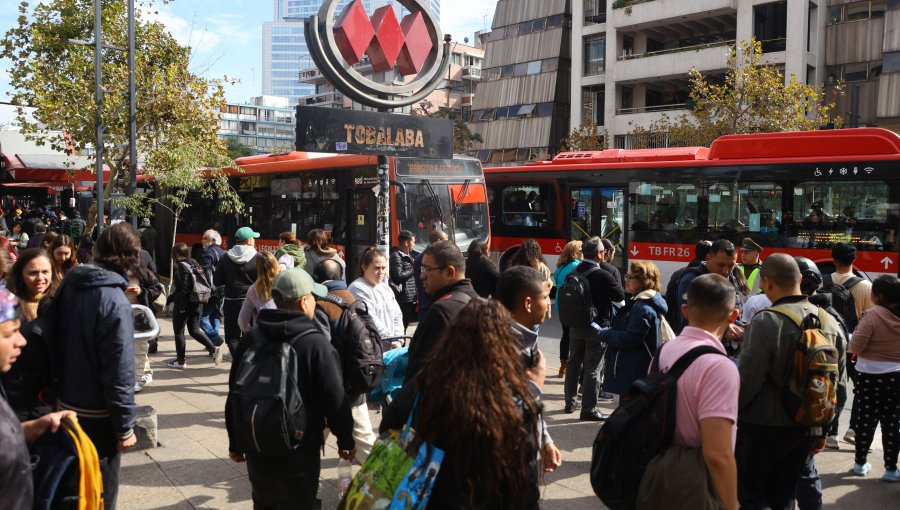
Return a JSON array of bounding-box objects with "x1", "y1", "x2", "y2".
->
[{"x1": 305, "y1": 0, "x2": 450, "y2": 110}]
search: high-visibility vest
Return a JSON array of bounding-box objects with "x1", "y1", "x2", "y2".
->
[{"x1": 742, "y1": 264, "x2": 762, "y2": 294}]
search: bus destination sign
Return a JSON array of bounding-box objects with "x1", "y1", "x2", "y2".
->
[{"x1": 296, "y1": 106, "x2": 453, "y2": 159}]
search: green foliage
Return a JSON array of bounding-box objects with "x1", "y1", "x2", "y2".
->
[
  {"x1": 627, "y1": 39, "x2": 843, "y2": 149},
  {"x1": 413, "y1": 100, "x2": 483, "y2": 154},
  {"x1": 226, "y1": 138, "x2": 255, "y2": 159},
  {"x1": 1, "y1": 0, "x2": 234, "y2": 194},
  {"x1": 560, "y1": 124, "x2": 609, "y2": 153}
]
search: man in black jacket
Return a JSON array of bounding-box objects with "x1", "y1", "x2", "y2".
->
[
  {"x1": 226, "y1": 268, "x2": 355, "y2": 508},
  {"x1": 406, "y1": 241, "x2": 480, "y2": 381},
  {"x1": 214, "y1": 227, "x2": 259, "y2": 357},
  {"x1": 562, "y1": 236, "x2": 625, "y2": 421},
  {"x1": 56, "y1": 222, "x2": 139, "y2": 509},
  {"x1": 390, "y1": 230, "x2": 419, "y2": 332}
]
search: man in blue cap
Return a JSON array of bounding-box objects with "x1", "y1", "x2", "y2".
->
[{"x1": 214, "y1": 226, "x2": 260, "y2": 359}]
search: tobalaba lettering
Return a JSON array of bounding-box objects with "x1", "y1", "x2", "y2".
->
[{"x1": 344, "y1": 124, "x2": 425, "y2": 148}]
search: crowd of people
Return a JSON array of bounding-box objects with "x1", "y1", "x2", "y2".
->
[{"x1": 0, "y1": 203, "x2": 897, "y2": 510}]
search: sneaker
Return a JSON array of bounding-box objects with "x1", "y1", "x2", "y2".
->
[
  {"x1": 851, "y1": 462, "x2": 872, "y2": 476},
  {"x1": 564, "y1": 401, "x2": 581, "y2": 414},
  {"x1": 844, "y1": 429, "x2": 856, "y2": 444},
  {"x1": 882, "y1": 469, "x2": 900, "y2": 483},
  {"x1": 167, "y1": 360, "x2": 187, "y2": 369},
  {"x1": 598, "y1": 392, "x2": 615, "y2": 404},
  {"x1": 825, "y1": 436, "x2": 840, "y2": 449},
  {"x1": 140, "y1": 373, "x2": 153, "y2": 384},
  {"x1": 213, "y1": 344, "x2": 225, "y2": 366},
  {"x1": 133, "y1": 381, "x2": 144, "y2": 393}
]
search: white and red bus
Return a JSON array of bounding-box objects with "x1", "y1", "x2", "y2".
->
[
  {"x1": 176, "y1": 152, "x2": 489, "y2": 279},
  {"x1": 486, "y1": 128, "x2": 900, "y2": 282}
]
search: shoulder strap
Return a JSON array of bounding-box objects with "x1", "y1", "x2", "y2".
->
[
  {"x1": 654, "y1": 345, "x2": 725, "y2": 379},
  {"x1": 320, "y1": 293, "x2": 349, "y2": 309},
  {"x1": 578, "y1": 265, "x2": 602, "y2": 278},
  {"x1": 843, "y1": 276, "x2": 864, "y2": 290},
  {"x1": 768, "y1": 305, "x2": 828, "y2": 331},
  {"x1": 822, "y1": 273, "x2": 834, "y2": 288}
]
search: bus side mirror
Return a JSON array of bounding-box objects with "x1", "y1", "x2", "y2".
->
[{"x1": 391, "y1": 180, "x2": 409, "y2": 221}]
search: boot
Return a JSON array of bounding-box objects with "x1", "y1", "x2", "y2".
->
[{"x1": 557, "y1": 358, "x2": 567, "y2": 378}]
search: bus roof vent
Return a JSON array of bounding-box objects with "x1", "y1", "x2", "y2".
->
[
  {"x1": 708, "y1": 128, "x2": 900, "y2": 160},
  {"x1": 552, "y1": 149, "x2": 624, "y2": 163},
  {"x1": 551, "y1": 147, "x2": 709, "y2": 164}
]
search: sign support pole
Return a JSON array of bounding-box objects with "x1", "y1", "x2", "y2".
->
[{"x1": 377, "y1": 98, "x2": 390, "y2": 256}]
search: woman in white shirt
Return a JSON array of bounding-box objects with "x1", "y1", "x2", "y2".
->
[{"x1": 348, "y1": 247, "x2": 404, "y2": 341}]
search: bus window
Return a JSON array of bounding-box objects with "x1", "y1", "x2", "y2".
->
[
  {"x1": 630, "y1": 182, "x2": 699, "y2": 232},
  {"x1": 499, "y1": 185, "x2": 552, "y2": 228},
  {"x1": 791, "y1": 181, "x2": 894, "y2": 251},
  {"x1": 707, "y1": 182, "x2": 783, "y2": 234}
]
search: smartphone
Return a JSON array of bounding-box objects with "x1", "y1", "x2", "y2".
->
[{"x1": 591, "y1": 322, "x2": 603, "y2": 332}]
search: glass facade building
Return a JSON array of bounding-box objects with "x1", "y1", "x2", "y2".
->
[{"x1": 262, "y1": 0, "x2": 440, "y2": 105}]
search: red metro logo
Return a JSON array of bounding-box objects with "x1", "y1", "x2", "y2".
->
[{"x1": 305, "y1": 0, "x2": 449, "y2": 109}]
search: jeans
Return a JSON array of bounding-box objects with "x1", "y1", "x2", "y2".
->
[
  {"x1": 736, "y1": 422, "x2": 816, "y2": 510},
  {"x1": 79, "y1": 417, "x2": 122, "y2": 510},
  {"x1": 794, "y1": 456, "x2": 823, "y2": 510},
  {"x1": 133, "y1": 337, "x2": 152, "y2": 382},
  {"x1": 200, "y1": 301, "x2": 222, "y2": 342},
  {"x1": 246, "y1": 446, "x2": 321, "y2": 510},
  {"x1": 173, "y1": 302, "x2": 215, "y2": 361},
  {"x1": 564, "y1": 329, "x2": 605, "y2": 412}
]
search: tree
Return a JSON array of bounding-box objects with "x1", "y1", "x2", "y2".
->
[
  {"x1": 627, "y1": 39, "x2": 843, "y2": 149},
  {"x1": 560, "y1": 123, "x2": 609, "y2": 152},
  {"x1": 413, "y1": 100, "x2": 484, "y2": 154},
  {"x1": 115, "y1": 140, "x2": 243, "y2": 286},
  {"x1": 226, "y1": 138, "x2": 255, "y2": 159},
  {"x1": 1, "y1": 0, "x2": 235, "y2": 197}
]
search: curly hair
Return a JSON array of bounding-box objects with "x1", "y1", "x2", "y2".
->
[
  {"x1": 628, "y1": 260, "x2": 661, "y2": 292},
  {"x1": 508, "y1": 239, "x2": 548, "y2": 271},
  {"x1": 413, "y1": 299, "x2": 540, "y2": 507}
]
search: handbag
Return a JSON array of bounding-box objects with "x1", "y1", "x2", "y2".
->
[
  {"x1": 657, "y1": 315, "x2": 677, "y2": 345},
  {"x1": 340, "y1": 395, "x2": 445, "y2": 510}
]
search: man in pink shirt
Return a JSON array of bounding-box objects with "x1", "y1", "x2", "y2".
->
[{"x1": 658, "y1": 274, "x2": 741, "y2": 510}]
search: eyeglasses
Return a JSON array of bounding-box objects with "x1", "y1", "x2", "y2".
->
[
  {"x1": 624, "y1": 274, "x2": 634, "y2": 280},
  {"x1": 420, "y1": 265, "x2": 447, "y2": 274}
]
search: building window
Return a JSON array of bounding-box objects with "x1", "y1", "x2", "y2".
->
[
  {"x1": 754, "y1": 1, "x2": 787, "y2": 52},
  {"x1": 583, "y1": 35, "x2": 606, "y2": 76},
  {"x1": 581, "y1": 85, "x2": 605, "y2": 126},
  {"x1": 584, "y1": 0, "x2": 606, "y2": 25},
  {"x1": 884, "y1": 52, "x2": 900, "y2": 74}
]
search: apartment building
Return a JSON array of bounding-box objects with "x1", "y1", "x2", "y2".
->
[
  {"x1": 298, "y1": 39, "x2": 484, "y2": 119},
  {"x1": 824, "y1": 0, "x2": 900, "y2": 132},
  {"x1": 468, "y1": 0, "x2": 572, "y2": 166},
  {"x1": 217, "y1": 95, "x2": 296, "y2": 153},
  {"x1": 569, "y1": 0, "x2": 828, "y2": 148}
]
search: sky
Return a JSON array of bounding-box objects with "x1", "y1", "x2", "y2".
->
[{"x1": 0, "y1": 0, "x2": 496, "y2": 123}]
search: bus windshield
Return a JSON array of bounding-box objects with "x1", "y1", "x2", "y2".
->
[{"x1": 399, "y1": 180, "x2": 489, "y2": 253}]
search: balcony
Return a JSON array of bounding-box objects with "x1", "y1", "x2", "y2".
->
[
  {"x1": 462, "y1": 66, "x2": 482, "y2": 80},
  {"x1": 613, "y1": 105, "x2": 693, "y2": 135},
  {"x1": 611, "y1": 0, "x2": 736, "y2": 30},
  {"x1": 614, "y1": 42, "x2": 729, "y2": 83}
]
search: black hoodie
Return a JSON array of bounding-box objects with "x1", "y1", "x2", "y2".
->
[{"x1": 226, "y1": 308, "x2": 355, "y2": 456}]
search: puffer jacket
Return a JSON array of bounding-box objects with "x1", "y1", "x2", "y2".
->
[
  {"x1": 389, "y1": 248, "x2": 417, "y2": 304},
  {"x1": 600, "y1": 290, "x2": 668, "y2": 396},
  {"x1": 55, "y1": 263, "x2": 136, "y2": 439}
]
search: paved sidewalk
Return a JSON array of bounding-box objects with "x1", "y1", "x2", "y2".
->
[{"x1": 119, "y1": 316, "x2": 898, "y2": 509}]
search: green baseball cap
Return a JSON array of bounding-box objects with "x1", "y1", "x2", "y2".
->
[
  {"x1": 234, "y1": 226, "x2": 260, "y2": 242},
  {"x1": 271, "y1": 268, "x2": 327, "y2": 303}
]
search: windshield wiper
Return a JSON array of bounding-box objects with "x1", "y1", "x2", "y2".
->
[
  {"x1": 422, "y1": 179, "x2": 445, "y2": 228},
  {"x1": 452, "y1": 179, "x2": 471, "y2": 218}
]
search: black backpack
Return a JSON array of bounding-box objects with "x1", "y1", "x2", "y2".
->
[
  {"x1": 181, "y1": 261, "x2": 212, "y2": 304},
  {"x1": 319, "y1": 294, "x2": 385, "y2": 395},
  {"x1": 820, "y1": 274, "x2": 863, "y2": 332},
  {"x1": 591, "y1": 345, "x2": 724, "y2": 510},
  {"x1": 227, "y1": 329, "x2": 313, "y2": 456},
  {"x1": 557, "y1": 266, "x2": 602, "y2": 328},
  {"x1": 664, "y1": 265, "x2": 705, "y2": 330}
]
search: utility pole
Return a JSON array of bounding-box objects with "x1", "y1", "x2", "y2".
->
[
  {"x1": 93, "y1": 0, "x2": 105, "y2": 233},
  {"x1": 128, "y1": 0, "x2": 138, "y2": 228}
]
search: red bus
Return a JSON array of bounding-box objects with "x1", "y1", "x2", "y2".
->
[
  {"x1": 485, "y1": 128, "x2": 900, "y2": 282},
  {"x1": 176, "y1": 152, "x2": 489, "y2": 278}
]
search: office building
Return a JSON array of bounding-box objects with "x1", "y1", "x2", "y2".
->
[
  {"x1": 262, "y1": 0, "x2": 440, "y2": 105},
  {"x1": 467, "y1": 0, "x2": 572, "y2": 166},
  {"x1": 217, "y1": 95, "x2": 296, "y2": 153}
]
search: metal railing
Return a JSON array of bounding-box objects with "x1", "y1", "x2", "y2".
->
[
  {"x1": 618, "y1": 39, "x2": 734, "y2": 61},
  {"x1": 616, "y1": 103, "x2": 689, "y2": 115}
]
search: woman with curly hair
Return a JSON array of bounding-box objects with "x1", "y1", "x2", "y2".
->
[
  {"x1": 380, "y1": 298, "x2": 544, "y2": 508},
  {"x1": 238, "y1": 251, "x2": 279, "y2": 333}
]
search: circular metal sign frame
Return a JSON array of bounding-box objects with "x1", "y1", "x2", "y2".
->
[{"x1": 306, "y1": 0, "x2": 450, "y2": 109}]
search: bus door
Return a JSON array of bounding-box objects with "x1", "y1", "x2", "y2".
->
[
  {"x1": 569, "y1": 186, "x2": 627, "y2": 270},
  {"x1": 347, "y1": 188, "x2": 378, "y2": 280}
]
